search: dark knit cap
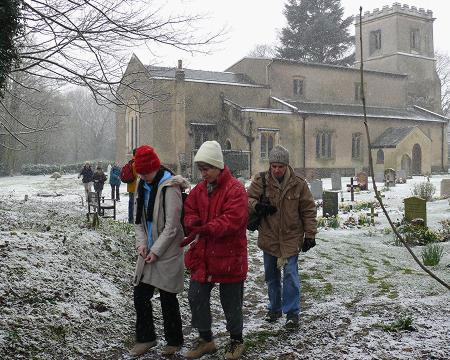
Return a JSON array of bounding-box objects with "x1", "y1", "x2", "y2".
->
[
  {"x1": 134, "y1": 145, "x2": 161, "y2": 175},
  {"x1": 269, "y1": 145, "x2": 289, "y2": 165}
]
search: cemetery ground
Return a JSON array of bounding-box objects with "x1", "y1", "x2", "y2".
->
[{"x1": 0, "y1": 174, "x2": 449, "y2": 360}]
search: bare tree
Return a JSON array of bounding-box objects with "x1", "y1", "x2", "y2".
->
[
  {"x1": 435, "y1": 50, "x2": 450, "y2": 116},
  {"x1": 248, "y1": 44, "x2": 277, "y2": 58},
  {"x1": 1, "y1": 0, "x2": 222, "y2": 148},
  {"x1": 64, "y1": 89, "x2": 116, "y2": 161}
]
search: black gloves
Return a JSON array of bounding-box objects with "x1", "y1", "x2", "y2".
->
[
  {"x1": 255, "y1": 202, "x2": 277, "y2": 216},
  {"x1": 302, "y1": 238, "x2": 316, "y2": 252}
]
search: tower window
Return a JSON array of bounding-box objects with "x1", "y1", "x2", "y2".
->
[
  {"x1": 293, "y1": 79, "x2": 303, "y2": 96},
  {"x1": 354, "y1": 83, "x2": 363, "y2": 101},
  {"x1": 410, "y1": 29, "x2": 420, "y2": 51},
  {"x1": 369, "y1": 30, "x2": 382, "y2": 55}
]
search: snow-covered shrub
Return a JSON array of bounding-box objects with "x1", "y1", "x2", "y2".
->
[
  {"x1": 21, "y1": 164, "x2": 60, "y2": 175},
  {"x1": 412, "y1": 182, "x2": 436, "y2": 201},
  {"x1": 317, "y1": 215, "x2": 340, "y2": 229},
  {"x1": 421, "y1": 243, "x2": 444, "y2": 266},
  {"x1": 395, "y1": 224, "x2": 440, "y2": 246},
  {"x1": 357, "y1": 214, "x2": 372, "y2": 226},
  {"x1": 21, "y1": 161, "x2": 111, "y2": 175},
  {"x1": 380, "y1": 314, "x2": 414, "y2": 332},
  {"x1": 438, "y1": 219, "x2": 450, "y2": 242},
  {"x1": 0, "y1": 163, "x2": 7, "y2": 176}
]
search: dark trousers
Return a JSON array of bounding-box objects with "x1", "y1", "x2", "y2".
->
[
  {"x1": 188, "y1": 280, "x2": 244, "y2": 337},
  {"x1": 128, "y1": 192, "x2": 134, "y2": 224},
  {"x1": 134, "y1": 282, "x2": 183, "y2": 346},
  {"x1": 110, "y1": 185, "x2": 120, "y2": 200}
]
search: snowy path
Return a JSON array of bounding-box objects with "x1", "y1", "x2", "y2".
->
[{"x1": 0, "y1": 174, "x2": 449, "y2": 359}]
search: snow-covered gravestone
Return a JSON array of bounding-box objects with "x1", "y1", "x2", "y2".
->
[
  {"x1": 384, "y1": 168, "x2": 396, "y2": 187},
  {"x1": 397, "y1": 169, "x2": 407, "y2": 183},
  {"x1": 374, "y1": 172, "x2": 384, "y2": 183},
  {"x1": 404, "y1": 196, "x2": 427, "y2": 227},
  {"x1": 356, "y1": 171, "x2": 368, "y2": 190},
  {"x1": 310, "y1": 179, "x2": 323, "y2": 200},
  {"x1": 50, "y1": 172, "x2": 61, "y2": 180},
  {"x1": 331, "y1": 173, "x2": 342, "y2": 190},
  {"x1": 440, "y1": 179, "x2": 450, "y2": 198},
  {"x1": 323, "y1": 191, "x2": 339, "y2": 217}
]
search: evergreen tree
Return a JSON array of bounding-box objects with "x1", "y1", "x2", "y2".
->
[
  {"x1": 0, "y1": 0, "x2": 22, "y2": 97},
  {"x1": 277, "y1": 0, "x2": 354, "y2": 66}
]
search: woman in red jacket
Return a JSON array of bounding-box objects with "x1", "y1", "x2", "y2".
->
[{"x1": 182, "y1": 140, "x2": 248, "y2": 360}]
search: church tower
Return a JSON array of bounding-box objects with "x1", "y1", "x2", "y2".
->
[{"x1": 355, "y1": 3, "x2": 441, "y2": 112}]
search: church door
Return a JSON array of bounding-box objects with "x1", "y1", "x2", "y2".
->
[
  {"x1": 412, "y1": 144, "x2": 422, "y2": 175},
  {"x1": 401, "y1": 154, "x2": 411, "y2": 177}
]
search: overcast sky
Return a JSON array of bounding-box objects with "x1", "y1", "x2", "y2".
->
[{"x1": 134, "y1": 0, "x2": 450, "y2": 71}]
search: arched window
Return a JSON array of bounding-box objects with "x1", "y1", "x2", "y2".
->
[
  {"x1": 260, "y1": 131, "x2": 277, "y2": 159},
  {"x1": 126, "y1": 100, "x2": 140, "y2": 153},
  {"x1": 376, "y1": 149, "x2": 384, "y2": 164},
  {"x1": 225, "y1": 139, "x2": 232, "y2": 150},
  {"x1": 316, "y1": 131, "x2": 332, "y2": 159},
  {"x1": 352, "y1": 133, "x2": 362, "y2": 159}
]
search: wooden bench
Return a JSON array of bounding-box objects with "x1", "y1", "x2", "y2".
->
[{"x1": 87, "y1": 192, "x2": 116, "y2": 220}]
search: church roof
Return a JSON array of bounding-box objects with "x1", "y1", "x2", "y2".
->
[
  {"x1": 272, "y1": 58, "x2": 407, "y2": 77},
  {"x1": 371, "y1": 127, "x2": 417, "y2": 148},
  {"x1": 146, "y1": 65, "x2": 259, "y2": 86},
  {"x1": 278, "y1": 100, "x2": 448, "y2": 123}
]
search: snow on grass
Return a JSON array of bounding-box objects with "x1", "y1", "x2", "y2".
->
[{"x1": 0, "y1": 173, "x2": 449, "y2": 359}]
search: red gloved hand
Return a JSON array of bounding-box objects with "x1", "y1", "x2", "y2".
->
[
  {"x1": 180, "y1": 224, "x2": 211, "y2": 247},
  {"x1": 180, "y1": 233, "x2": 198, "y2": 247},
  {"x1": 185, "y1": 218, "x2": 202, "y2": 229}
]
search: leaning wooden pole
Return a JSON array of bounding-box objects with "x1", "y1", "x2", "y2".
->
[{"x1": 358, "y1": 7, "x2": 449, "y2": 290}]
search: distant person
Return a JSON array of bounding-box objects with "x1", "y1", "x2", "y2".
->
[
  {"x1": 182, "y1": 140, "x2": 248, "y2": 360},
  {"x1": 109, "y1": 163, "x2": 121, "y2": 201},
  {"x1": 78, "y1": 162, "x2": 94, "y2": 201},
  {"x1": 127, "y1": 149, "x2": 138, "y2": 223},
  {"x1": 247, "y1": 145, "x2": 317, "y2": 328},
  {"x1": 93, "y1": 165, "x2": 107, "y2": 198},
  {"x1": 129, "y1": 145, "x2": 188, "y2": 357}
]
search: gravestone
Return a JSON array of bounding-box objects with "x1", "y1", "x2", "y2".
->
[
  {"x1": 384, "y1": 168, "x2": 396, "y2": 187},
  {"x1": 374, "y1": 172, "x2": 384, "y2": 183},
  {"x1": 331, "y1": 173, "x2": 342, "y2": 191},
  {"x1": 397, "y1": 170, "x2": 407, "y2": 183},
  {"x1": 356, "y1": 171, "x2": 368, "y2": 191},
  {"x1": 440, "y1": 179, "x2": 450, "y2": 198},
  {"x1": 310, "y1": 180, "x2": 323, "y2": 200},
  {"x1": 346, "y1": 177, "x2": 357, "y2": 202},
  {"x1": 404, "y1": 196, "x2": 427, "y2": 227},
  {"x1": 323, "y1": 191, "x2": 339, "y2": 217},
  {"x1": 366, "y1": 204, "x2": 379, "y2": 225}
]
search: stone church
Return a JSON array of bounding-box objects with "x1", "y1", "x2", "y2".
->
[{"x1": 115, "y1": 3, "x2": 448, "y2": 179}]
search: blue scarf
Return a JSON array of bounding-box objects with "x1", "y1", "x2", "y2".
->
[{"x1": 143, "y1": 170, "x2": 172, "y2": 249}]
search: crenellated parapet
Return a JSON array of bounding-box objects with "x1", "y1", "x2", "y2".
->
[{"x1": 356, "y1": 3, "x2": 433, "y2": 22}]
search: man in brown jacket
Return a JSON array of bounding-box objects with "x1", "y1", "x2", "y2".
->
[{"x1": 247, "y1": 145, "x2": 317, "y2": 328}]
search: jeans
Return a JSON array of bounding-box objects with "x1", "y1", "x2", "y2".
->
[
  {"x1": 128, "y1": 192, "x2": 134, "y2": 224},
  {"x1": 134, "y1": 282, "x2": 183, "y2": 346},
  {"x1": 263, "y1": 252, "x2": 300, "y2": 315},
  {"x1": 83, "y1": 182, "x2": 93, "y2": 201},
  {"x1": 188, "y1": 280, "x2": 244, "y2": 337},
  {"x1": 110, "y1": 185, "x2": 120, "y2": 200}
]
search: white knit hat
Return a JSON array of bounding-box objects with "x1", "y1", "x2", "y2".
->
[
  {"x1": 269, "y1": 145, "x2": 289, "y2": 165},
  {"x1": 194, "y1": 140, "x2": 224, "y2": 169}
]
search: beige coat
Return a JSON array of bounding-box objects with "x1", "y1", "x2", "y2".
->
[
  {"x1": 133, "y1": 175, "x2": 189, "y2": 293},
  {"x1": 247, "y1": 166, "x2": 317, "y2": 258}
]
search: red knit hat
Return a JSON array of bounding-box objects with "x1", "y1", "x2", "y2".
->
[{"x1": 134, "y1": 145, "x2": 161, "y2": 175}]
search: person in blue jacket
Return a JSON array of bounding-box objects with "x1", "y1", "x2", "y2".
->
[{"x1": 109, "y1": 162, "x2": 122, "y2": 201}]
